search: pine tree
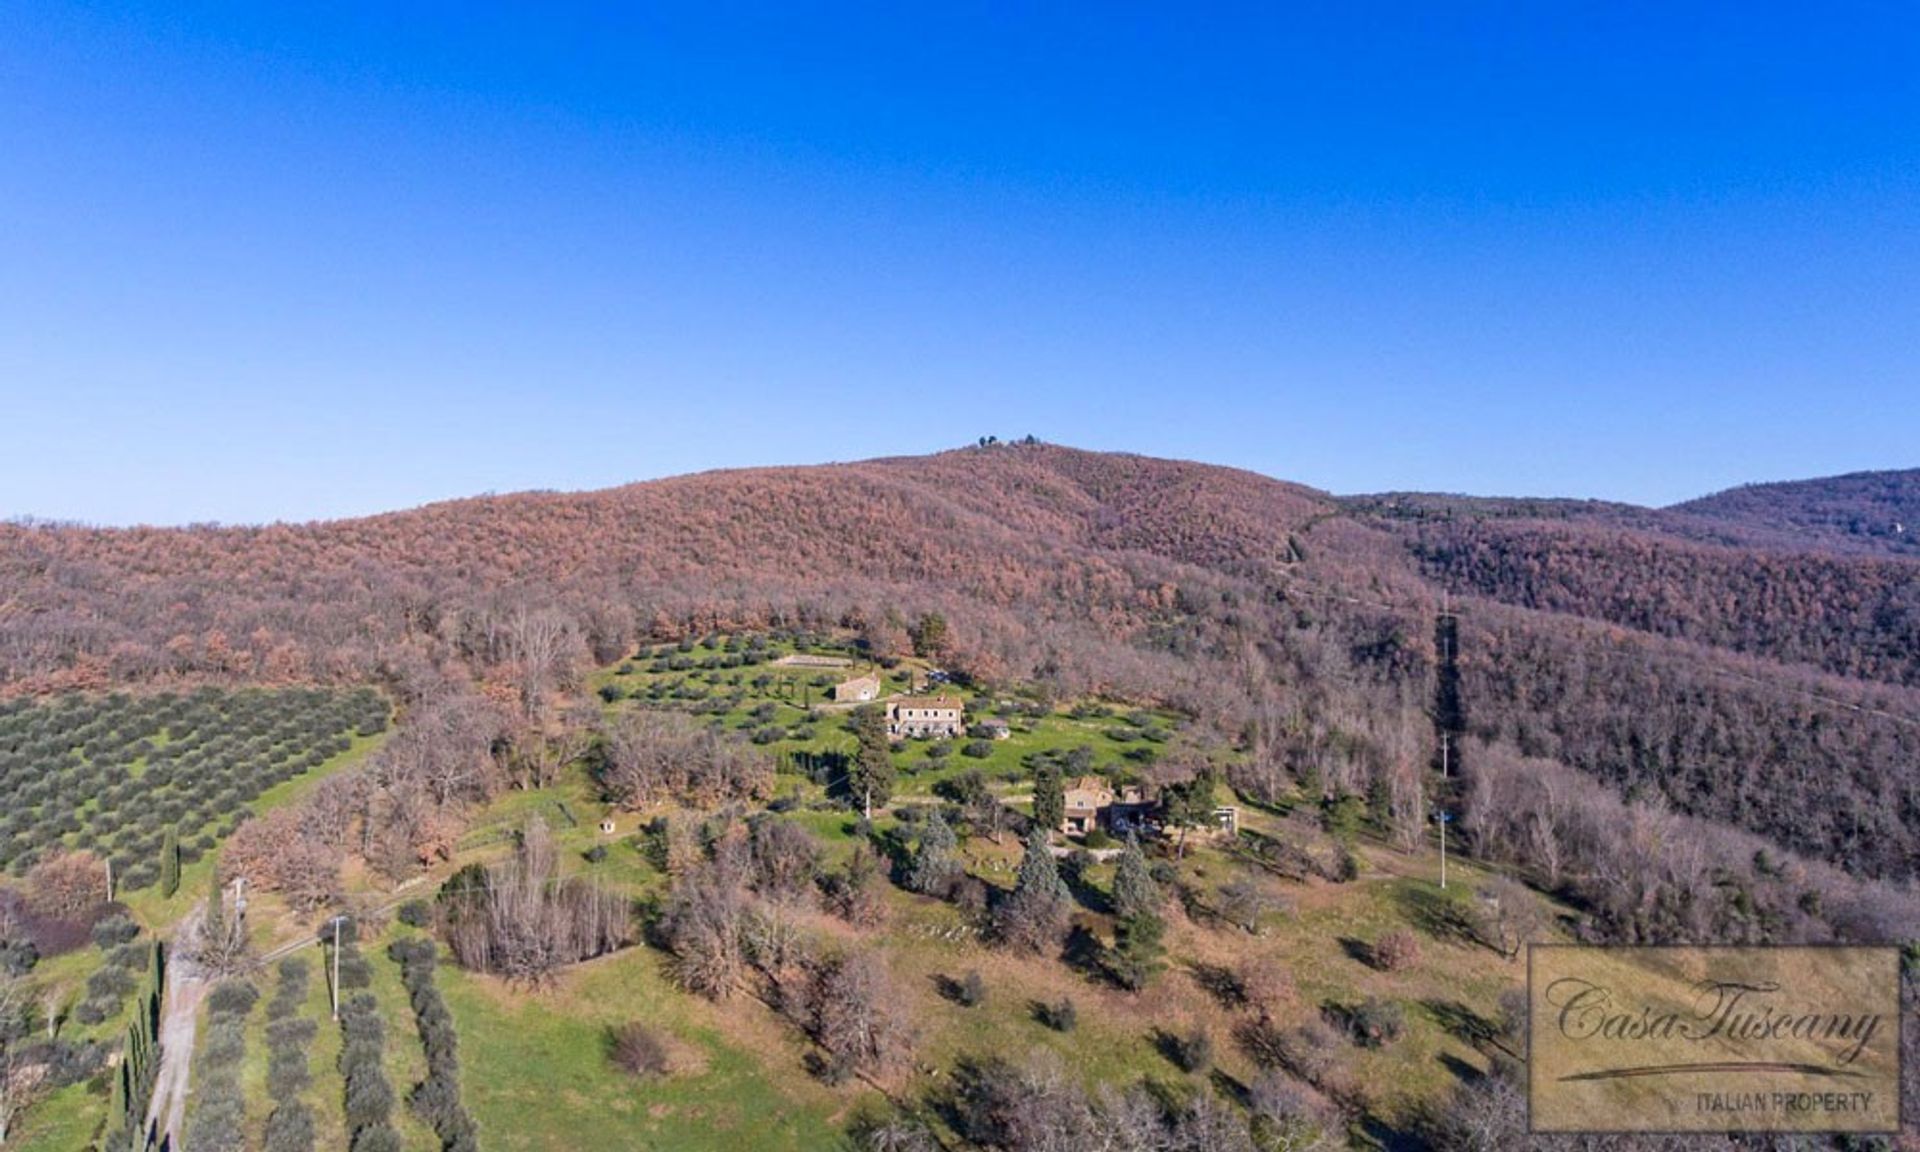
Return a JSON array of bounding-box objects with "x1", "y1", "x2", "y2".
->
[
  {"x1": 1013, "y1": 827, "x2": 1067, "y2": 903},
  {"x1": 159, "y1": 827, "x2": 180, "y2": 899},
  {"x1": 1162, "y1": 769, "x2": 1219, "y2": 859},
  {"x1": 993, "y1": 828, "x2": 1069, "y2": 952},
  {"x1": 1108, "y1": 909, "x2": 1166, "y2": 991},
  {"x1": 909, "y1": 612, "x2": 949, "y2": 658},
  {"x1": 1110, "y1": 834, "x2": 1159, "y2": 921},
  {"x1": 906, "y1": 812, "x2": 959, "y2": 896},
  {"x1": 1031, "y1": 763, "x2": 1064, "y2": 835}
]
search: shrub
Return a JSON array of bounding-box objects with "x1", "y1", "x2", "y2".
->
[
  {"x1": 1277, "y1": 1020, "x2": 1342, "y2": 1084},
  {"x1": 960, "y1": 740, "x2": 994, "y2": 759},
  {"x1": 956, "y1": 969, "x2": 986, "y2": 1008},
  {"x1": 396, "y1": 900, "x2": 433, "y2": 929},
  {"x1": 1331, "y1": 847, "x2": 1360, "y2": 883},
  {"x1": 1164, "y1": 1027, "x2": 1213, "y2": 1073},
  {"x1": 1372, "y1": 929, "x2": 1421, "y2": 972},
  {"x1": 610, "y1": 1021, "x2": 672, "y2": 1078},
  {"x1": 85, "y1": 964, "x2": 136, "y2": 1004},
  {"x1": 1343, "y1": 997, "x2": 1406, "y2": 1049},
  {"x1": 1040, "y1": 997, "x2": 1077, "y2": 1032},
  {"x1": 185, "y1": 979, "x2": 258, "y2": 1152},
  {"x1": 92, "y1": 913, "x2": 141, "y2": 950},
  {"x1": 336, "y1": 981, "x2": 400, "y2": 1151},
  {"x1": 107, "y1": 942, "x2": 151, "y2": 971},
  {"x1": 263, "y1": 1102, "x2": 316, "y2": 1152},
  {"x1": 207, "y1": 979, "x2": 260, "y2": 1016},
  {"x1": 0, "y1": 935, "x2": 37, "y2": 977}
]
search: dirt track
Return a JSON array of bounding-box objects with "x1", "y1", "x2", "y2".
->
[{"x1": 145, "y1": 906, "x2": 206, "y2": 1150}]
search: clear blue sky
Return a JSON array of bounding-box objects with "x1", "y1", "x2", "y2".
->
[{"x1": 3, "y1": 3, "x2": 1916, "y2": 525}]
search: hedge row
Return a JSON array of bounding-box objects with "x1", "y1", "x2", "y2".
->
[
  {"x1": 390, "y1": 938, "x2": 479, "y2": 1152},
  {"x1": 100, "y1": 940, "x2": 163, "y2": 1152},
  {"x1": 336, "y1": 929, "x2": 401, "y2": 1152},
  {"x1": 182, "y1": 978, "x2": 258, "y2": 1152},
  {"x1": 263, "y1": 957, "x2": 317, "y2": 1152}
]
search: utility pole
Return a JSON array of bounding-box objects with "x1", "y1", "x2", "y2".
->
[
  {"x1": 1440, "y1": 732, "x2": 1451, "y2": 780},
  {"x1": 104, "y1": 857, "x2": 114, "y2": 903},
  {"x1": 1438, "y1": 810, "x2": 1451, "y2": 890},
  {"x1": 328, "y1": 915, "x2": 346, "y2": 1021}
]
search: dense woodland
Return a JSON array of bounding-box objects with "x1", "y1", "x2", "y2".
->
[
  {"x1": 4, "y1": 445, "x2": 1919, "y2": 898},
  {"x1": 1407, "y1": 519, "x2": 1920, "y2": 686}
]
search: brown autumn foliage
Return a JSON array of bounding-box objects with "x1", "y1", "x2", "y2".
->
[
  {"x1": 221, "y1": 808, "x2": 341, "y2": 914},
  {"x1": 1402, "y1": 515, "x2": 1920, "y2": 685},
  {"x1": 5, "y1": 442, "x2": 1920, "y2": 927},
  {"x1": 25, "y1": 851, "x2": 108, "y2": 919}
]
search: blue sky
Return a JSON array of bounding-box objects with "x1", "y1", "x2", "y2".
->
[{"x1": 2, "y1": 3, "x2": 1916, "y2": 525}]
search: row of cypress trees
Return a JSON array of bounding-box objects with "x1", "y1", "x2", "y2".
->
[{"x1": 101, "y1": 941, "x2": 164, "y2": 1152}]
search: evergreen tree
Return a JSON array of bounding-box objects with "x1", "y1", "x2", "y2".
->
[
  {"x1": 847, "y1": 705, "x2": 895, "y2": 816},
  {"x1": 993, "y1": 828, "x2": 1069, "y2": 952},
  {"x1": 906, "y1": 811, "x2": 959, "y2": 896},
  {"x1": 1031, "y1": 763, "x2": 1065, "y2": 835},
  {"x1": 1162, "y1": 769, "x2": 1220, "y2": 859},
  {"x1": 159, "y1": 827, "x2": 180, "y2": 899},
  {"x1": 1013, "y1": 827, "x2": 1067, "y2": 903},
  {"x1": 1108, "y1": 909, "x2": 1166, "y2": 991},
  {"x1": 1110, "y1": 834, "x2": 1159, "y2": 921},
  {"x1": 909, "y1": 612, "x2": 949, "y2": 658},
  {"x1": 203, "y1": 866, "x2": 227, "y2": 952}
]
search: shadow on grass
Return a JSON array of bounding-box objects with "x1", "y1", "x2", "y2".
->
[
  {"x1": 1186, "y1": 960, "x2": 1247, "y2": 1010},
  {"x1": 1337, "y1": 936, "x2": 1379, "y2": 969},
  {"x1": 1421, "y1": 997, "x2": 1498, "y2": 1048},
  {"x1": 1391, "y1": 883, "x2": 1483, "y2": 948}
]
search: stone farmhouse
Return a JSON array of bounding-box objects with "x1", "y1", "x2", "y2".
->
[
  {"x1": 1060, "y1": 776, "x2": 1153, "y2": 837},
  {"x1": 886, "y1": 695, "x2": 965, "y2": 738},
  {"x1": 831, "y1": 674, "x2": 880, "y2": 703}
]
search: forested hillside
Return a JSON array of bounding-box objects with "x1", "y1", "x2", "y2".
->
[
  {"x1": 4, "y1": 443, "x2": 1918, "y2": 905},
  {"x1": 1672, "y1": 467, "x2": 1920, "y2": 556}
]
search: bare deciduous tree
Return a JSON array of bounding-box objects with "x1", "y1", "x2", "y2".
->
[
  {"x1": 504, "y1": 606, "x2": 577, "y2": 725},
  {"x1": 810, "y1": 951, "x2": 912, "y2": 1081},
  {"x1": 24, "y1": 852, "x2": 107, "y2": 920},
  {"x1": 442, "y1": 816, "x2": 630, "y2": 983},
  {"x1": 659, "y1": 862, "x2": 748, "y2": 1000},
  {"x1": 223, "y1": 809, "x2": 342, "y2": 915},
  {"x1": 600, "y1": 711, "x2": 771, "y2": 810}
]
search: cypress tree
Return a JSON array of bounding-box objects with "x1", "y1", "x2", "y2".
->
[
  {"x1": 203, "y1": 866, "x2": 227, "y2": 957},
  {"x1": 847, "y1": 704, "x2": 895, "y2": 814},
  {"x1": 1031, "y1": 763, "x2": 1064, "y2": 835},
  {"x1": 159, "y1": 827, "x2": 180, "y2": 899}
]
